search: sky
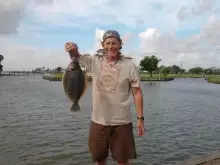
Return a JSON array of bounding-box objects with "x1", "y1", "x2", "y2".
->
[{"x1": 0, "y1": 0, "x2": 220, "y2": 70}]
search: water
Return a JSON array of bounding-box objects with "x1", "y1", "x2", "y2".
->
[{"x1": 0, "y1": 76, "x2": 220, "y2": 165}]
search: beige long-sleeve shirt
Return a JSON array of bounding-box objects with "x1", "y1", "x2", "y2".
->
[{"x1": 78, "y1": 54, "x2": 141, "y2": 126}]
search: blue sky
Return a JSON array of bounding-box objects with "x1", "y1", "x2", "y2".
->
[{"x1": 0, "y1": 0, "x2": 220, "y2": 70}]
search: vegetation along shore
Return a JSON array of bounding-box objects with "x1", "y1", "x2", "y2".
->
[
  {"x1": 42, "y1": 72, "x2": 220, "y2": 84},
  {"x1": 41, "y1": 55, "x2": 220, "y2": 84},
  {"x1": 1, "y1": 54, "x2": 219, "y2": 84}
]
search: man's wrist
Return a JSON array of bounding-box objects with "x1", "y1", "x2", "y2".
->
[
  {"x1": 137, "y1": 116, "x2": 144, "y2": 120},
  {"x1": 69, "y1": 48, "x2": 80, "y2": 57}
]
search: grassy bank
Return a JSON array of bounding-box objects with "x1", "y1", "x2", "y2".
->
[
  {"x1": 139, "y1": 73, "x2": 207, "y2": 80},
  {"x1": 139, "y1": 74, "x2": 174, "y2": 81},
  {"x1": 42, "y1": 72, "x2": 220, "y2": 84},
  {"x1": 43, "y1": 72, "x2": 174, "y2": 82},
  {"x1": 206, "y1": 75, "x2": 220, "y2": 84},
  {"x1": 42, "y1": 73, "x2": 63, "y2": 81},
  {"x1": 139, "y1": 72, "x2": 206, "y2": 78}
]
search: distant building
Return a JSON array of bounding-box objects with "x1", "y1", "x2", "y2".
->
[{"x1": 211, "y1": 67, "x2": 220, "y2": 74}]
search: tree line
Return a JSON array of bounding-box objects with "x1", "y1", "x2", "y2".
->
[
  {"x1": 139, "y1": 55, "x2": 220, "y2": 77},
  {"x1": 31, "y1": 67, "x2": 63, "y2": 74},
  {"x1": 1, "y1": 53, "x2": 219, "y2": 76},
  {"x1": 40, "y1": 55, "x2": 220, "y2": 76}
]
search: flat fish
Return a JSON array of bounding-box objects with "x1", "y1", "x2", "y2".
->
[{"x1": 62, "y1": 58, "x2": 87, "y2": 112}]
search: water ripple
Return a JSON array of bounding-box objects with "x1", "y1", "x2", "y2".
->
[{"x1": 0, "y1": 76, "x2": 220, "y2": 165}]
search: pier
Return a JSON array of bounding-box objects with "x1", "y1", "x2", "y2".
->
[
  {"x1": 1, "y1": 71, "x2": 37, "y2": 76},
  {"x1": 177, "y1": 151, "x2": 220, "y2": 165}
]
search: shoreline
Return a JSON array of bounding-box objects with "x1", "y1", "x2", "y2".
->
[
  {"x1": 41, "y1": 73, "x2": 220, "y2": 84},
  {"x1": 42, "y1": 73, "x2": 175, "y2": 82},
  {"x1": 206, "y1": 77, "x2": 220, "y2": 84},
  {"x1": 1, "y1": 72, "x2": 219, "y2": 84}
]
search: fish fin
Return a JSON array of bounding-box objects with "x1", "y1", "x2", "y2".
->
[
  {"x1": 81, "y1": 73, "x2": 88, "y2": 97},
  {"x1": 70, "y1": 102, "x2": 80, "y2": 112}
]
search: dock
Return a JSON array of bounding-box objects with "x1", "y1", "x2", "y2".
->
[
  {"x1": 177, "y1": 151, "x2": 220, "y2": 165},
  {"x1": 1, "y1": 71, "x2": 37, "y2": 76}
]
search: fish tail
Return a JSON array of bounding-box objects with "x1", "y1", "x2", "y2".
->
[{"x1": 70, "y1": 102, "x2": 80, "y2": 112}]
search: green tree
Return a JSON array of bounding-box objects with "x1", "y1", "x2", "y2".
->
[
  {"x1": 171, "y1": 65, "x2": 181, "y2": 74},
  {"x1": 204, "y1": 68, "x2": 212, "y2": 74},
  {"x1": 158, "y1": 65, "x2": 165, "y2": 74},
  {"x1": 180, "y1": 69, "x2": 185, "y2": 73},
  {"x1": 158, "y1": 65, "x2": 169, "y2": 77},
  {"x1": 189, "y1": 67, "x2": 204, "y2": 74},
  {"x1": 56, "y1": 67, "x2": 62, "y2": 72},
  {"x1": 139, "y1": 55, "x2": 160, "y2": 77},
  {"x1": 162, "y1": 67, "x2": 170, "y2": 77}
]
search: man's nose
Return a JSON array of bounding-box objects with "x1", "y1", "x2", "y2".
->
[{"x1": 108, "y1": 43, "x2": 113, "y2": 49}]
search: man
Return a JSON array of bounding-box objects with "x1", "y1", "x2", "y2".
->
[{"x1": 65, "y1": 30, "x2": 144, "y2": 165}]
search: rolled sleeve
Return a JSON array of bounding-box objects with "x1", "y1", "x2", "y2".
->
[
  {"x1": 129, "y1": 62, "x2": 141, "y2": 88},
  {"x1": 78, "y1": 54, "x2": 93, "y2": 73}
]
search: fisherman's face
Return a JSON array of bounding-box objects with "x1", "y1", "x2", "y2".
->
[{"x1": 102, "y1": 37, "x2": 121, "y2": 57}]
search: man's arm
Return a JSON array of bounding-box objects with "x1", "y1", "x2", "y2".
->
[
  {"x1": 129, "y1": 62, "x2": 145, "y2": 136},
  {"x1": 129, "y1": 62, "x2": 144, "y2": 118},
  {"x1": 76, "y1": 53, "x2": 93, "y2": 73},
  {"x1": 132, "y1": 87, "x2": 144, "y2": 118}
]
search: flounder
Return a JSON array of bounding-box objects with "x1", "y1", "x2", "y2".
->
[{"x1": 62, "y1": 57, "x2": 87, "y2": 111}]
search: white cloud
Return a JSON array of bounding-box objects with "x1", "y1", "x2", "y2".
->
[
  {"x1": 0, "y1": 0, "x2": 56, "y2": 34},
  {"x1": 138, "y1": 15, "x2": 220, "y2": 69},
  {"x1": 12, "y1": 0, "x2": 186, "y2": 29},
  {"x1": 92, "y1": 28, "x2": 105, "y2": 52},
  {"x1": 0, "y1": 43, "x2": 69, "y2": 71},
  {"x1": 177, "y1": 0, "x2": 216, "y2": 20},
  {"x1": 0, "y1": 0, "x2": 26, "y2": 34},
  {"x1": 0, "y1": 0, "x2": 220, "y2": 70},
  {"x1": 0, "y1": 0, "x2": 217, "y2": 34},
  {"x1": 2, "y1": 15, "x2": 220, "y2": 70}
]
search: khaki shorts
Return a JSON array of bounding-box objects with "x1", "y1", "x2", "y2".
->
[{"x1": 88, "y1": 121, "x2": 137, "y2": 162}]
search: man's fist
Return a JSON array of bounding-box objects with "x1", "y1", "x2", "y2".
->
[{"x1": 65, "y1": 42, "x2": 78, "y2": 52}]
